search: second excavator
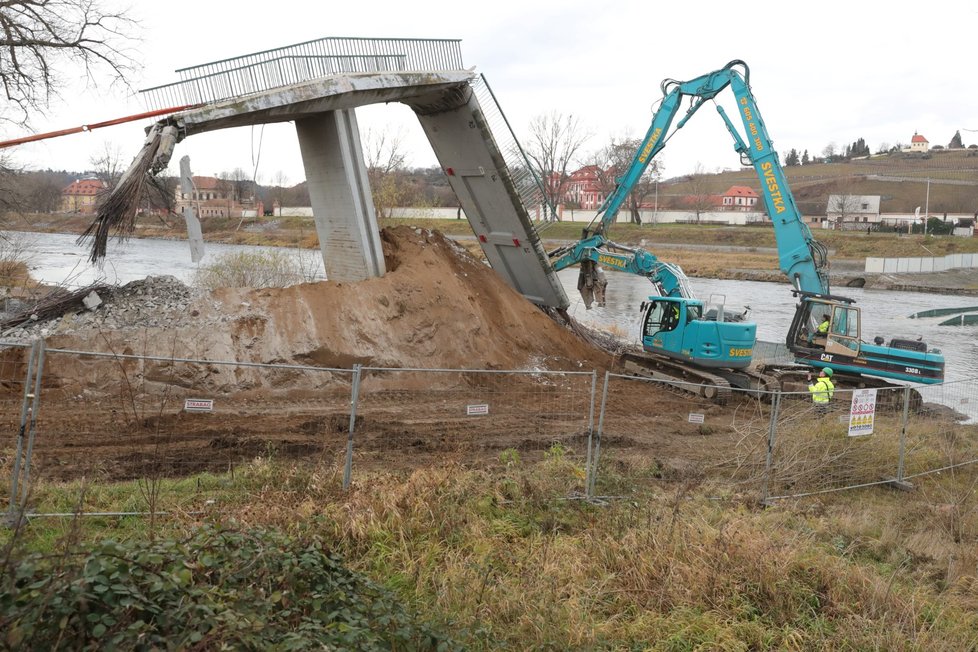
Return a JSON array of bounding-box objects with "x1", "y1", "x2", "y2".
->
[{"x1": 548, "y1": 60, "x2": 945, "y2": 399}]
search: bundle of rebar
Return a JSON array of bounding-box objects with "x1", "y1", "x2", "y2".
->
[
  {"x1": 78, "y1": 123, "x2": 179, "y2": 263},
  {"x1": 0, "y1": 283, "x2": 111, "y2": 330}
]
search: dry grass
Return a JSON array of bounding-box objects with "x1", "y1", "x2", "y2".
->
[
  {"x1": 186, "y1": 451, "x2": 978, "y2": 650},
  {"x1": 7, "y1": 444, "x2": 978, "y2": 649}
]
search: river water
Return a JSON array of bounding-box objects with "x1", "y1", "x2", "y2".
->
[{"x1": 6, "y1": 230, "x2": 977, "y2": 383}]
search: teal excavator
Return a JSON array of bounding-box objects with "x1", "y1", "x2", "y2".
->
[{"x1": 548, "y1": 60, "x2": 945, "y2": 399}]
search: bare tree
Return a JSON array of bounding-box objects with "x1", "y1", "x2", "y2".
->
[
  {"x1": 684, "y1": 164, "x2": 716, "y2": 223},
  {"x1": 0, "y1": 153, "x2": 21, "y2": 212},
  {"x1": 363, "y1": 126, "x2": 411, "y2": 218},
  {"x1": 827, "y1": 176, "x2": 862, "y2": 228},
  {"x1": 0, "y1": 0, "x2": 139, "y2": 128},
  {"x1": 591, "y1": 135, "x2": 662, "y2": 225},
  {"x1": 524, "y1": 111, "x2": 591, "y2": 220},
  {"x1": 88, "y1": 141, "x2": 124, "y2": 190},
  {"x1": 821, "y1": 142, "x2": 837, "y2": 161}
]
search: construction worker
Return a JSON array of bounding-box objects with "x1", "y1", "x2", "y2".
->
[
  {"x1": 807, "y1": 367, "x2": 835, "y2": 412},
  {"x1": 808, "y1": 314, "x2": 831, "y2": 346},
  {"x1": 817, "y1": 315, "x2": 830, "y2": 335}
]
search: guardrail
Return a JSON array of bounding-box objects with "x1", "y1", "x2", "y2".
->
[{"x1": 139, "y1": 37, "x2": 465, "y2": 110}]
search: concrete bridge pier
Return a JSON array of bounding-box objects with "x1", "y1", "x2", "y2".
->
[{"x1": 295, "y1": 109, "x2": 385, "y2": 281}]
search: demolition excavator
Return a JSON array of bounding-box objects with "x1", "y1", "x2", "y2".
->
[{"x1": 547, "y1": 60, "x2": 945, "y2": 400}]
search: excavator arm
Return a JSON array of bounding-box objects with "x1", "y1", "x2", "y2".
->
[{"x1": 551, "y1": 61, "x2": 829, "y2": 306}]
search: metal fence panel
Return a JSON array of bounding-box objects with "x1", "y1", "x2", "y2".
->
[
  {"x1": 349, "y1": 368, "x2": 595, "y2": 493},
  {"x1": 763, "y1": 385, "x2": 912, "y2": 500},
  {"x1": 5, "y1": 348, "x2": 355, "y2": 517},
  {"x1": 590, "y1": 373, "x2": 775, "y2": 497},
  {"x1": 904, "y1": 378, "x2": 978, "y2": 482}
]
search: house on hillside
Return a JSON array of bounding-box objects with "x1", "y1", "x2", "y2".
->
[
  {"x1": 908, "y1": 132, "x2": 929, "y2": 153},
  {"x1": 676, "y1": 186, "x2": 760, "y2": 212},
  {"x1": 718, "y1": 185, "x2": 759, "y2": 211},
  {"x1": 174, "y1": 175, "x2": 263, "y2": 219},
  {"x1": 823, "y1": 194, "x2": 881, "y2": 229},
  {"x1": 61, "y1": 178, "x2": 106, "y2": 214}
]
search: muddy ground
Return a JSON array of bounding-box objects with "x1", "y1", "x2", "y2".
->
[{"x1": 1, "y1": 225, "x2": 972, "y2": 490}]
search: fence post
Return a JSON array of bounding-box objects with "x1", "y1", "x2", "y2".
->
[
  {"x1": 588, "y1": 371, "x2": 611, "y2": 499},
  {"x1": 584, "y1": 370, "x2": 597, "y2": 496},
  {"x1": 342, "y1": 364, "x2": 363, "y2": 491},
  {"x1": 888, "y1": 386, "x2": 914, "y2": 491},
  {"x1": 760, "y1": 390, "x2": 782, "y2": 505},
  {"x1": 17, "y1": 341, "x2": 45, "y2": 507},
  {"x1": 7, "y1": 341, "x2": 38, "y2": 526}
]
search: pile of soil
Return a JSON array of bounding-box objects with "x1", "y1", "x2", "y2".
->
[{"x1": 6, "y1": 226, "x2": 610, "y2": 386}]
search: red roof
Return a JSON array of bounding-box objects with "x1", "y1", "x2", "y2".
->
[
  {"x1": 911, "y1": 134, "x2": 928, "y2": 143},
  {"x1": 723, "y1": 185, "x2": 758, "y2": 198},
  {"x1": 192, "y1": 176, "x2": 224, "y2": 190},
  {"x1": 62, "y1": 179, "x2": 106, "y2": 196}
]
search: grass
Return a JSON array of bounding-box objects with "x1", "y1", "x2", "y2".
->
[{"x1": 5, "y1": 450, "x2": 978, "y2": 650}]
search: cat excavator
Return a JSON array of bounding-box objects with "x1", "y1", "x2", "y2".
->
[{"x1": 548, "y1": 60, "x2": 945, "y2": 400}]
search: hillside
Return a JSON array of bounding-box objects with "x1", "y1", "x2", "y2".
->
[{"x1": 663, "y1": 149, "x2": 978, "y2": 216}]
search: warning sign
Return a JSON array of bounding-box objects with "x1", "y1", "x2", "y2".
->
[
  {"x1": 466, "y1": 404, "x2": 489, "y2": 416},
  {"x1": 847, "y1": 388, "x2": 877, "y2": 437},
  {"x1": 184, "y1": 398, "x2": 214, "y2": 412},
  {"x1": 687, "y1": 413, "x2": 705, "y2": 424}
]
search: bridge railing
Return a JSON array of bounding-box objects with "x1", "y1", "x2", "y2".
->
[
  {"x1": 469, "y1": 75, "x2": 559, "y2": 225},
  {"x1": 139, "y1": 37, "x2": 465, "y2": 110}
]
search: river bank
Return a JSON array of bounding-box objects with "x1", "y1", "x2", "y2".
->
[{"x1": 4, "y1": 211, "x2": 978, "y2": 295}]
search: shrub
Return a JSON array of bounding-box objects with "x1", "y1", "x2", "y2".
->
[
  {"x1": 193, "y1": 249, "x2": 322, "y2": 289},
  {"x1": 0, "y1": 525, "x2": 457, "y2": 650}
]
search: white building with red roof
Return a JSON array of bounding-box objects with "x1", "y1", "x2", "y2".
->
[
  {"x1": 909, "y1": 132, "x2": 929, "y2": 152},
  {"x1": 719, "y1": 185, "x2": 759, "y2": 211}
]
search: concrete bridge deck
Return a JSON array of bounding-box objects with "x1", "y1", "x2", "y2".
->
[{"x1": 139, "y1": 38, "x2": 567, "y2": 309}]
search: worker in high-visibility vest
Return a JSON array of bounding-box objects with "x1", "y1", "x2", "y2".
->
[
  {"x1": 807, "y1": 367, "x2": 835, "y2": 411},
  {"x1": 817, "y1": 315, "x2": 830, "y2": 335},
  {"x1": 808, "y1": 314, "x2": 831, "y2": 346}
]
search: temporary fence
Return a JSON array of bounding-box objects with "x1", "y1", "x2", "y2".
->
[
  {"x1": 4, "y1": 340, "x2": 978, "y2": 524},
  {"x1": 588, "y1": 372, "x2": 978, "y2": 503},
  {"x1": 1, "y1": 342, "x2": 597, "y2": 523},
  {"x1": 348, "y1": 367, "x2": 596, "y2": 492}
]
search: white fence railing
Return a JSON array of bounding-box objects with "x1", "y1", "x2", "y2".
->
[{"x1": 866, "y1": 253, "x2": 978, "y2": 274}]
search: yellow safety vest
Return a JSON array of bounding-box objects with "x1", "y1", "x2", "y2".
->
[
  {"x1": 817, "y1": 320, "x2": 829, "y2": 334},
  {"x1": 808, "y1": 377, "x2": 834, "y2": 404}
]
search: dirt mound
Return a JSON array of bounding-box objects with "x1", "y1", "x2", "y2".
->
[
  {"x1": 35, "y1": 226, "x2": 609, "y2": 376},
  {"x1": 202, "y1": 226, "x2": 609, "y2": 371}
]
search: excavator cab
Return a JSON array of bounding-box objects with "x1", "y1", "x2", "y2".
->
[
  {"x1": 639, "y1": 297, "x2": 756, "y2": 369},
  {"x1": 787, "y1": 292, "x2": 945, "y2": 383}
]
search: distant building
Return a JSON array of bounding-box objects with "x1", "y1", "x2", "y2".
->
[
  {"x1": 718, "y1": 185, "x2": 759, "y2": 211},
  {"x1": 174, "y1": 175, "x2": 263, "y2": 219},
  {"x1": 822, "y1": 194, "x2": 881, "y2": 229},
  {"x1": 909, "y1": 132, "x2": 929, "y2": 152},
  {"x1": 60, "y1": 178, "x2": 106, "y2": 214},
  {"x1": 564, "y1": 165, "x2": 606, "y2": 210},
  {"x1": 676, "y1": 185, "x2": 760, "y2": 212}
]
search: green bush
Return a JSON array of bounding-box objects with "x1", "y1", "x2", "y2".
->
[
  {"x1": 193, "y1": 250, "x2": 322, "y2": 289},
  {"x1": 0, "y1": 525, "x2": 457, "y2": 651}
]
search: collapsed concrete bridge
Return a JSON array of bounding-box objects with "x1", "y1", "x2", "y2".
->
[{"x1": 134, "y1": 37, "x2": 568, "y2": 309}]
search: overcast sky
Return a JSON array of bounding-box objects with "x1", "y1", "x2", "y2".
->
[{"x1": 7, "y1": 0, "x2": 978, "y2": 185}]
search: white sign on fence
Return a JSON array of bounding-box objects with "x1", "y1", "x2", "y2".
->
[
  {"x1": 184, "y1": 398, "x2": 214, "y2": 412},
  {"x1": 466, "y1": 404, "x2": 489, "y2": 416},
  {"x1": 848, "y1": 389, "x2": 877, "y2": 437},
  {"x1": 687, "y1": 413, "x2": 705, "y2": 424}
]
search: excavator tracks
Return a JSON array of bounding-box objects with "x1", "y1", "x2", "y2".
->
[{"x1": 619, "y1": 352, "x2": 733, "y2": 404}]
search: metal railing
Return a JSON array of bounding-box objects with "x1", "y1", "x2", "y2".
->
[
  {"x1": 139, "y1": 37, "x2": 466, "y2": 110},
  {"x1": 469, "y1": 74, "x2": 559, "y2": 224}
]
